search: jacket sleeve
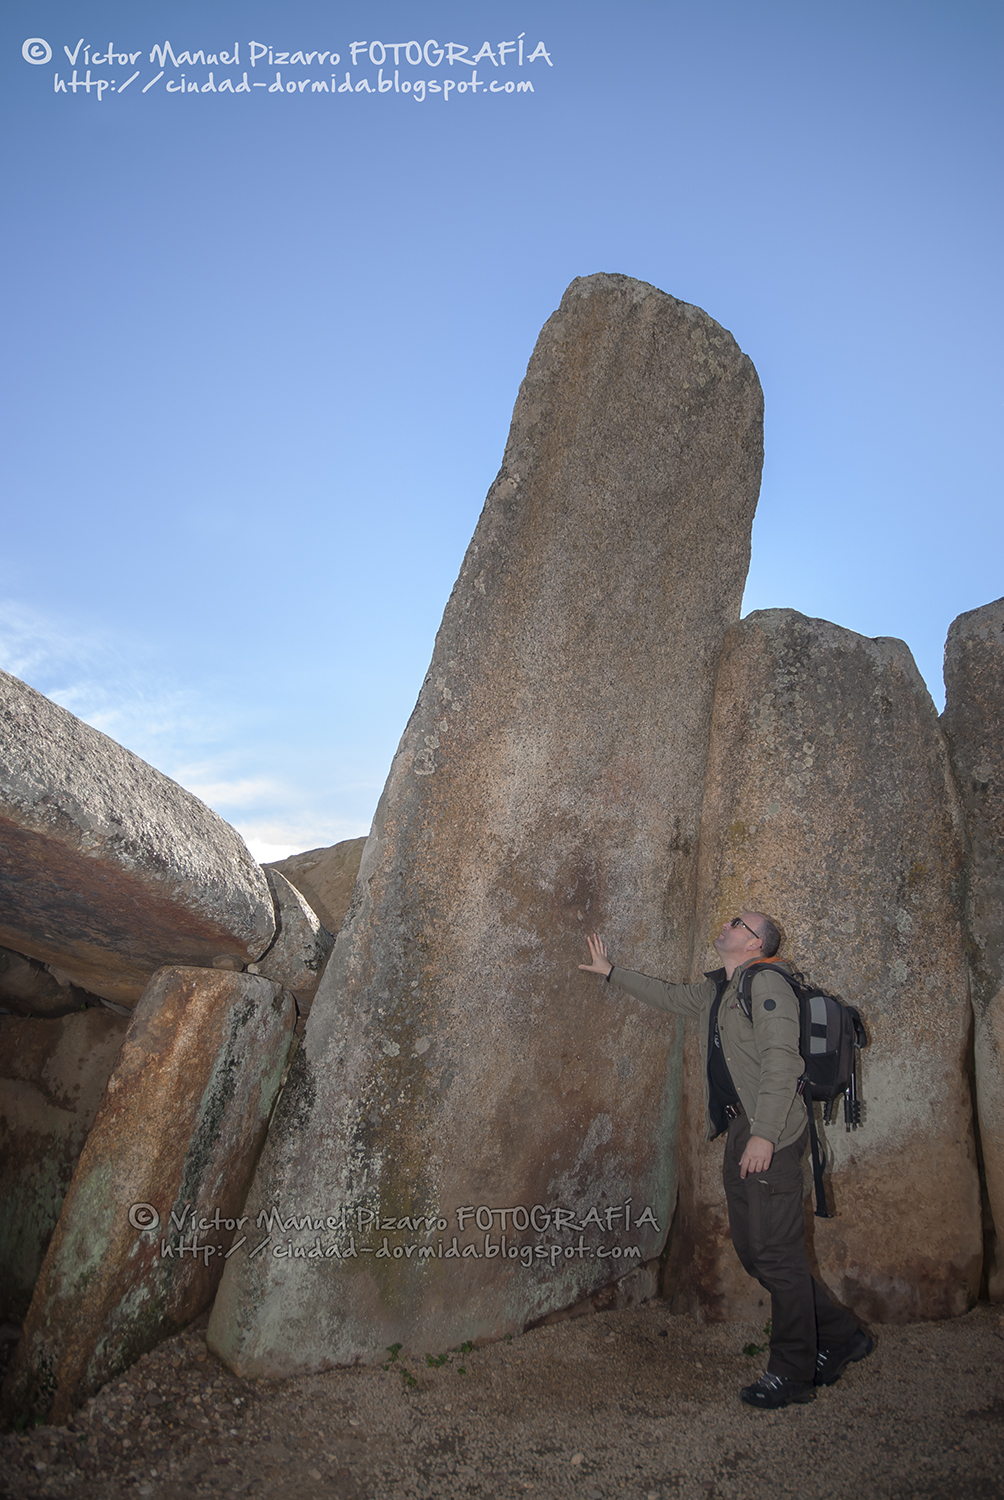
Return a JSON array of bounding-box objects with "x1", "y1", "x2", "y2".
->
[
  {"x1": 608, "y1": 966, "x2": 712, "y2": 1020},
  {"x1": 746, "y1": 969, "x2": 805, "y2": 1144}
]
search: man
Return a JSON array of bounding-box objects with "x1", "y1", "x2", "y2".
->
[{"x1": 579, "y1": 913, "x2": 872, "y2": 1409}]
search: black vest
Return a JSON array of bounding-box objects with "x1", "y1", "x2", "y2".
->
[{"x1": 705, "y1": 968, "x2": 740, "y2": 1137}]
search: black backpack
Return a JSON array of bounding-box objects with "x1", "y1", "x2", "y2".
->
[{"x1": 737, "y1": 962, "x2": 867, "y2": 1218}]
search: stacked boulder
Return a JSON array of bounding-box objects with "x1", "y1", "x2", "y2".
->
[
  {"x1": 0, "y1": 671, "x2": 276, "y2": 1004},
  {"x1": 3, "y1": 968, "x2": 295, "y2": 1423},
  {"x1": 0, "y1": 674, "x2": 334, "y2": 1424}
]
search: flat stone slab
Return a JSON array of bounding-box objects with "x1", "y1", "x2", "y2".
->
[
  {"x1": 674, "y1": 609, "x2": 981, "y2": 1322},
  {"x1": 208, "y1": 273, "x2": 764, "y2": 1377},
  {"x1": 0, "y1": 670, "x2": 276, "y2": 1004},
  {"x1": 1, "y1": 967, "x2": 294, "y2": 1424},
  {"x1": 943, "y1": 595, "x2": 1004, "y2": 1301}
]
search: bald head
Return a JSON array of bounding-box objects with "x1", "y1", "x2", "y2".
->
[{"x1": 746, "y1": 912, "x2": 781, "y2": 958}]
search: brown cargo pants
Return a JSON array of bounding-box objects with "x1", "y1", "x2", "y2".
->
[{"x1": 723, "y1": 1110, "x2": 861, "y2": 1383}]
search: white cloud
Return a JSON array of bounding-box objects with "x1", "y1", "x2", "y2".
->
[
  {"x1": 0, "y1": 602, "x2": 211, "y2": 765},
  {"x1": 232, "y1": 817, "x2": 371, "y2": 862},
  {"x1": 244, "y1": 840, "x2": 305, "y2": 864},
  {"x1": 179, "y1": 775, "x2": 282, "y2": 809},
  {"x1": 0, "y1": 601, "x2": 109, "y2": 687}
]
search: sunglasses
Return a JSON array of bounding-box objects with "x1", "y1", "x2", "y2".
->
[{"x1": 729, "y1": 916, "x2": 761, "y2": 941}]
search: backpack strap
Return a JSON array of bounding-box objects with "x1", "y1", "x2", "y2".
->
[
  {"x1": 807, "y1": 1103, "x2": 832, "y2": 1217},
  {"x1": 736, "y1": 959, "x2": 793, "y2": 1020}
]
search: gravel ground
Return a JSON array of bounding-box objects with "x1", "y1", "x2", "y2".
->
[{"x1": 1, "y1": 1301, "x2": 1002, "y2": 1500}]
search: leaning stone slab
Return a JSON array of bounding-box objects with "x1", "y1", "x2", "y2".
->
[
  {"x1": 1, "y1": 967, "x2": 294, "y2": 1424},
  {"x1": 943, "y1": 596, "x2": 1004, "y2": 1301},
  {"x1": 675, "y1": 609, "x2": 980, "y2": 1323},
  {"x1": 253, "y1": 867, "x2": 334, "y2": 1006},
  {"x1": 0, "y1": 1007, "x2": 128, "y2": 1320},
  {"x1": 208, "y1": 272, "x2": 764, "y2": 1377},
  {"x1": 0, "y1": 670, "x2": 276, "y2": 1005},
  {"x1": 265, "y1": 837, "x2": 366, "y2": 937}
]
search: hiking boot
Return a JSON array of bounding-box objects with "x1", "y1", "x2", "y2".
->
[
  {"x1": 740, "y1": 1372, "x2": 816, "y2": 1409},
  {"x1": 814, "y1": 1329, "x2": 875, "y2": 1387}
]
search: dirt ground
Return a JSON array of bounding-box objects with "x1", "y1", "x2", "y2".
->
[{"x1": 1, "y1": 1301, "x2": 1002, "y2": 1500}]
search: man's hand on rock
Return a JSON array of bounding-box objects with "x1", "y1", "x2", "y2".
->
[
  {"x1": 579, "y1": 933, "x2": 613, "y2": 977},
  {"x1": 739, "y1": 1136, "x2": 775, "y2": 1178}
]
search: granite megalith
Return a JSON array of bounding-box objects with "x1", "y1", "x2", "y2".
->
[
  {"x1": 0, "y1": 670, "x2": 276, "y2": 1005},
  {"x1": 1, "y1": 967, "x2": 295, "y2": 1424},
  {"x1": 207, "y1": 272, "x2": 764, "y2": 1376},
  {"x1": 942, "y1": 596, "x2": 1004, "y2": 1300},
  {"x1": 667, "y1": 609, "x2": 981, "y2": 1323},
  {"x1": 0, "y1": 1007, "x2": 128, "y2": 1320}
]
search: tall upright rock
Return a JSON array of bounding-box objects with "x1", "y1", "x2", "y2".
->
[
  {"x1": 208, "y1": 273, "x2": 765, "y2": 1376},
  {"x1": 943, "y1": 597, "x2": 1004, "y2": 1300},
  {"x1": 671, "y1": 610, "x2": 980, "y2": 1323}
]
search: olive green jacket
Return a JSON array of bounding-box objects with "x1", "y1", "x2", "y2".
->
[{"x1": 607, "y1": 959, "x2": 807, "y2": 1150}]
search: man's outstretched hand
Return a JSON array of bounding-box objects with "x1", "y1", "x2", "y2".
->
[{"x1": 579, "y1": 932, "x2": 613, "y2": 977}]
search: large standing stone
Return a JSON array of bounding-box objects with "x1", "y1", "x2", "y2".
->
[
  {"x1": 943, "y1": 597, "x2": 1004, "y2": 1300},
  {"x1": 672, "y1": 609, "x2": 980, "y2": 1323},
  {"x1": 1, "y1": 968, "x2": 294, "y2": 1424},
  {"x1": 0, "y1": 670, "x2": 276, "y2": 1004},
  {"x1": 0, "y1": 1008, "x2": 128, "y2": 1320},
  {"x1": 208, "y1": 273, "x2": 764, "y2": 1377},
  {"x1": 265, "y1": 838, "x2": 366, "y2": 937}
]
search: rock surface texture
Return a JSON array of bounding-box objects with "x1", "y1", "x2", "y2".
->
[
  {"x1": 673, "y1": 609, "x2": 980, "y2": 1323},
  {"x1": 0, "y1": 671, "x2": 276, "y2": 1004},
  {"x1": 1, "y1": 967, "x2": 295, "y2": 1424},
  {"x1": 942, "y1": 596, "x2": 1004, "y2": 1300},
  {"x1": 0, "y1": 947, "x2": 94, "y2": 1017},
  {"x1": 266, "y1": 838, "x2": 366, "y2": 937},
  {"x1": 208, "y1": 273, "x2": 764, "y2": 1377},
  {"x1": 0, "y1": 1008, "x2": 128, "y2": 1320}
]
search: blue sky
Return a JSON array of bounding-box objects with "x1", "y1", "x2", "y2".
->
[{"x1": 2, "y1": 0, "x2": 1001, "y2": 860}]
